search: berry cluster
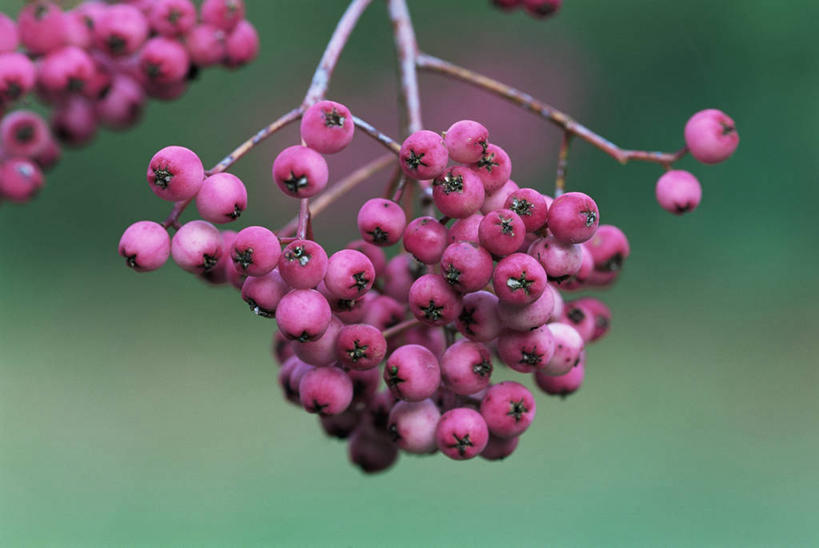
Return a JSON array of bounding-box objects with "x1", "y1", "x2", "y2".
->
[
  {"x1": 119, "y1": 89, "x2": 738, "y2": 471},
  {"x1": 491, "y1": 0, "x2": 563, "y2": 18},
  {"x1": 0, "y1": 0, "x2": 258, "y2": 204}
]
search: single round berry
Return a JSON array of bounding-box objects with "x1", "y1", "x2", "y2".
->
[
  {"x1": 655, "y1": 170, "x2": 702, "y2": 215},
  {"x1": 547, "y1": 192, "x2": 599, "y2": 244},
  {"x1": 441, "y1": 340, "x2": 493, "y2": 396},
  {"x1": 383, "y1": 344, "x2": 441, "y2": 402},
  {"x1": 440, "y1": 242, "x2": 494, "y2": 293},
  {"x1": 118, "y1": 220, "x2": 171, "y2": 272},
  {"x1": 139, "y1": 37, "x2": 190, "y2": 84},
  {"x1": 149, "y1": 0, "x2": 197, "y2": 37},
  {"x1": 497, "y1": 325, "x2": 556, "y2": 373},
  {"x1": 408, "y1": 273, "x2": 462, "y2": 326},
  {"x1": 436, "y1": 407, "x2": 489, "y2": 460},
  {"x1": 300, "y1": 100, "x2": 355, "y2": 154},
  {"x1": 562, "y1": 300, "x2": 596, "y2": 342},
  {"x1": 573, "y1": 297, "x2": 611, "y2": 342},
  {"x1": 455, "y1": 291, "x2": 502, "y2": 342},
  {"x1": 0, "y1": 53, "x2": 36, "y2": 104},
  {"x1": 543, "y1": 322, "x2": 584, "y2": 375},
  {"x1": 275, "y1": 289, "x2": 332, "y2": 342},
  {"x1": 444, "y1": 120, "x2": 489, "y2": 163},
  {"x1": 684, "y1": 109, "x2": 739, "y2": 164},
  {"x1": 185, "y1": 24, "x2": 226, "y2": 67},
  {"x1": 403, "y1": 216, "x2": 448, "y2": 265},
  {"x1": 0, "y1": 158, "x2": 44, "y2": 203},
  {"x1": 95, "y1": 75, "x2": 145, "y2": 129},
  {"x1": 528, "y1": 235, "x2": 583, "y2": 283},
  {"x1": 357, "y1": 198, "x2": 406, "y2": 247},
  {"x1": 586, "y1": 224, "x2": 630, "y2": 278},
  {"x1": 94, "y1": 4, "x2": 149, "y2": 56},
  {"x1": 324, "y1": 249, "x2": 375, "y2": 300},
  {"x1": 478, "y1": 209, "x2": 526, "y2": 257},
  {"x1": 480, "y1": 381, "x2": 536, "y2": 438},
  {"x1": 387, "y1": 399, "x2": 441, "y2": 454},
  {"x1": 272, "y1": 145, "x2": 329, "y2": 198},
  {"x1": 337, "y1": 324, "x2": 387, "y2": 371},
  {"x1": 241, "y1": 269, "x2": 289, "y2": 318},
  {"x1": 201, "y1": 0, "x2": 246, "y2": 32},
  {"x1": 230, "y1": 226, "x2": 281, "y2": 277},
  {"x1": 505, "y1": 187, "x2": 549, "y2": 232},
  {"x1": 0, "y1": 110, "x2": 50, "y2": 158},
  {"x1": 0, "y1": 14, "x2": 18, "y2": 53},
  {"x1": 496, "y1": 286, "x2": 555, "y2": 332},
  {"x1": 535, "y1": 361, "x2": 584, "y2": 397},
  {"x1": 278, "y1": 239, "x2": 328, "y2": 289},
  {"x1": 171, "y1": 220, "x2": 223, "y2": 273},
  {"x1": 399, "y1": 130, "x2": 449, "y2": 180},
  {"x1": 18, "y1": 1, "x2": 66, "y2": 56},
  {"x1": 320, "y1": 408, "x2": 361, "y2": 440},
  {"x1": 225, "y1": 19, "x2": 259, "y2": 67},
  {"x1": 348, "y1": 425, "x2": 398, "y2": 474},
  {"x1": 481, "y1": 434, "x2": 519, "y2": 461},
  {"x1": 481, "y1": 179, "x2": 519, "y2": 215},
  {"x1": 146, "y1": 145, "x2": 204, "y2": 202},
  {"x1": 346, "y1": 240, "x2": 387, "y2": 278},
  {"x1": 38, "y1": 46, "x2": 96, "y2": 96},
  {"x1": 299, "y1": 366, "x2": 353, "y2": 415},
  {"x1": 432, "y1": 166, "x2": 485, "y2": 219},
  {"x1": 492, "y1": 252, "x2": 547, "y2": 305},
  {"x1": 471, "y1": 143, "x2": 511, "y2": 193},
  {"x1": 51, "y1": 97, "x2": 97, "y2": 146},
  {"x1": 195, "y1": 173, "x2": 247, "y2": 223},
  {"x1": 294, "y1": 316, "x2": 342, "y2": 367}
]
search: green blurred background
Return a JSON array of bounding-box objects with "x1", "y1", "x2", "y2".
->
[{"x1": 2, "y1": 0, "x2": 818, "y2": 545}]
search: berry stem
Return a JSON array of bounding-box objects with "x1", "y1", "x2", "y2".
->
[
  {"x1": 555, "y1": 131, "x2": 571, "y2": 196},
  {"x1": 352, "y1": 116, "x2": 402, "y2": 154},
  {"x1": 415, "y1": 52, "x2": 689, "y2": 166},
  {"x1": 382, "y1": 318, "x2": 421, "y2": 339},
  {"x1": 161, "y1": 196, "x2": 193, "y2": 230},
  {"x1": 387, "y1": 0, "x2": 422, "y2": 136},
  {"x1": 296, "y1": 198, "x2": 311, "y2": 240}
]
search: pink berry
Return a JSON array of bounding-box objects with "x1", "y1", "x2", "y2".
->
[
  {"x1": 0, "y1": 53, "x2": 36, "y2": 105},
  {"x1": 388, "y1": 399, "x2": 440, "y2": 454},
  {"x1": 455, "y1": 291, "x2": 501, "y2": 342},
  {"x1": 447, "y1": 213, "x2": 483, "y2": 244},
  {"x1": 294, "y1": 316, "x2": 342, "y2": 367},
  {"x1": 94, "y1": 4, "x2": 149, "y2": 56},
  {"x1": 32, "y1": 137, "x2": 61, "y2": 172},
  {"x1": 300, "y1": 100, "x2": 354, "y2": 154},
  {"x1": 399, "y1": 130, "x2": 448, "y2": 180},
  {"x1": 51, "y1": 97, "x2": 97, "y2": 146},
  {"x1": 586, "y1": 224, "x2": 630, "y2": 278},
  {"x1": 492, "y1": 252, "x2": 547, "y2": 305},
  {"x1": 201, "y1": 229, "x2": 238, "y2": 286},
  {"x1": 357, "y1": 198, "x2": 406, "y2": 247},
  {"x1": 655, "y1": 170, "x2": 702, "y2": 215},
  {"x1": 231, "y1": 226, "x2": 281, "y2": 277},
  {"x1": 383, "y1": 253, "x2": 424, "y2": 303},
  {"x1": 276, "y1": 289, "x2": 332, "y2": 342},
  {"x1": 684, "y1": 108, "x2": 739, "y2": 164},
  {"x1": 562, "y1": 299, "x2": 595, "y2": 342},
  {"x1": 573, "y1": 297, "x2": 611, "y2": 341},
  {"x1": 478, "y1": 209, "x2": 525, "y2": 257},
  {"x1": 241, "y1": 269, "x2": 289, "y2": 318},
  {"x1": 272, "y1": 145, "x2": 328, "y2": 198},
  {"x1": 480, "y1": 434, "x2": 519, "y2": 461},
  {"x1": 505, "y1": 187, "x2": 549, "y2": 232},
  {"x1": 0, "y1": 159, "x2": 43, "y2": 202},
  {"x1": 18, "y1": 1, "x2": 66, "y2": 55},
  {"x1": 201, "y1": 0, "x2": 245, "y2": 32},
  {"x1": 146, "y1": 145, "x2": 204, "y2": 201},
  {"x1": 336, "y1": 323, "x2": 387, "y2": 370},
  {"x1": 346, "y1": 240, "x2": 387, "y2": 278},
  {"x1": 139, "y1": 37, "x2": 190, "y2": 84},
  {"x1": 320, "y1": 408, "x2": 361, "y2": 439},
  {"x1": 441, "y1": 340, "x2": 493, "y2": 396},
  {"x1": 497, "y1": 325, "x2": 555, "y2": 373},
  {"x1": 547, "y1": 192, "x2": 599, "y2": 244},
  {"x1": 528, "y1": 235, "x2": 582, "y2": 283},
  {"x1": 324, "y1": 249, "x2": 375, "y2": 300},
  {"x1": 408, "y1": 273, "x2": 462, "y2": 326},
  {"x1": 444, "y1": 120, "x2": 489, "y2": 163},
  {"x1": 436, "y1": 407, "x2": 489, "y2": 460},
  {"x1": 535, "y1": 361, "x2": 584, "y2": 397},
  {"x1": 149, "y1": 0, "x2": 197, "y2": 37},
  {"x1": 361, "y1": 294, "x2": 405, "y2": 331},
  {"x1": 432, "y1": 166, "x2": 485, "y2": 219},
  {"x1": 278, "y1": 239, "x2": 328, "y2": 289},
  {"x1": 225, "y1": 19, "x2": 258, "y2": 68},
  {"x1": 299, "y1": 366, "x2": 353, "y2": 415},
  {"x1": 496, "y1": 286, "x2": 555, "y2": 332},
  {"x1": 481, "y1": 179, "x2": 519, "y2": 215},
  {"x1": 171, "y1": 220, "x2": 223, "y2": 273},
  {"x1": 118, "y1": 220, "x2": 170, "y2": 272},
  {"x1": 0, "y1": 14, "x2": 18, "y2": 53},
  {"x1": 523, "y1": 0, "x2": 562, "y2": 18},
  {"x1": 480, "y1": 381, "x2": 536, "y2": 438},
  {"x1": 0, "y1": 110, "x2": 50, "y2": 157},
  {"x1": 38, "y1": 46, "x2": 96, "y2": 96},
  {"x1": 195, "y1": 173, "x2": 247, "y2": 223},
  {"x1": 471, "y1": 143, "x2": 511, "y2": 193},
  {"x1": 543, "y1": 322, "x2": 584, "y2": 375},
  {"x1": 185, "y1": 24, "x2": 226, "y2": 67},
  {"x1": 384, "y1": 344, "x2": 441, "y2": 402},
  {"x1": 403, "y1": 216, "x2": 448, "y2": 264},
  {"x1": 95, "y1": 75, "x2": 145, "y2": 129}
]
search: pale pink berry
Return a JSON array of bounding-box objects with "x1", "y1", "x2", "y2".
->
[
  {"x1": 481, "y1": 434, "x2": 519, "y2": 461},
  {"x1": 94, "y1": 4, "x2": 149, "y2": 56},
  {"x1": 399, "y1": 130, "x2": 448, "y2": 180},
  {"x1": 436, "y1": 407, "x2": 489, "y2": 460},
  {"x1": 51, "y1": 97, "x2": 97, "y2": 146},
  {"x1": 432, "y1": 166, "x2": 485, "y2": 219},
  {"x1": 492, "y1": 252, "x2": 547, "y2": 305},
  {"x1": 440, "y1": 242, "x2": 495, "y2": 293},
  {"x1": 95, "y1": 75, "x2": 145, "y2": 129},
  {"x1": 0, "y1": 53, "x2": 36, "y2": 105},
  {"x1": 38, "y1": 46, "x2": 96, "y2": 96},
  {"x1": 408, "y1": 273, "x2": 462, "y2": 326},
  {"x1": 471, "y1": 143, "x2": 511, "y2": 193},
  {"x1": 357, "y1": 198, "x2": 406, "y2": 247},
  {"x1": 480, "y1": 381, "x2": 536, "y2": 438},
  {"x1": 684, "y1": 109, "x2": 738, "y2": 164},
  {"x1": 276, "y1": 289, "x2": 332, "y2": 342},
  {"x1": 278, "y1": 239, "x2": 328, "y2": 289},
  {"x1": 388, "y1": 399, "x2": 441, "y2": 454},
  {"x1": 455, "y1": 291, "x2": 502, "y2": 342},
  {"x1": 241, "y1": 269, "x2": 289, "y2": 318},
  {"x1": 528, "y1": 235, "x2": 582, "y2": 283},
  {"x1": 586, "y1": 224, "x2": 630, "y2": 279},
  {"x1": 543, "y1": 322, "x2": 584, "y2": 375},
  {"x1": 18, "y1": 1, "x2": 66, "y2": 55},
  {"x1": 0, "y1": 14, "x2": 18, "y2": 53},
  {"x1": 447, "y1": 213, "x2": 483, "y2": 244},
  {"x1": 185, "y1": 25, "x2": 226, "y2": 67},
  {"x1": 195, "y1": 172, "x2": 247, "y2": 223},
  {"x1": 403, "y1": 216, "x2": 448, "y2": 265},
  {"x1": 655, "y1": 170, "x2": 702, "y2": 215},
  {"x1": 497, "y1": 325, "x2": 555, "y2": 373},
  {"x1": 0, "y1": 158, "x2": 43, "y2": 202},
  {"x1": 337, "y1": 323, "x2": 387, "y2": 370},
  {"x1": 496, "y1": 286, "x2": 555, "y2": 332},
  {"x1": 547, "y1": 192, "x2": 599, "y2": 244},
  {"x1": 300, "y1": 100, "x2": 354, "y2": 154},
  {"x1": 118, "y1": 220, "x2": 170, "y2": 272},
  {"x1": 225, "y1": 20, "x2": 258, "y2": 67},
  {"x1": 481, "y1": 179, "x2": 519, "y2": 215},
  {"x1": 294, "y1": 316, "x2": 343, "y2": 367},
  {"x1": 299, "y1": 366, "x2": 353, "y2": 415},
  {"x1": 505, "y1": 187, "x2": 549, "y2": 232},
  {"x1": 478, "y1": 209, "x2": 525, "y2": 257},
  {"x1": 201, "y1": 0, "x2": 245, "y2": 32},
  {"x1": 139, "y1": 37, "x2": 190, "y2": 84},
  {"x1": 441, "y1": 340, "x2": 493, "y2": 396},
  {"x1": 444, "y1": 120, "x2": 489, "y2": 163},
  {"x1": 535, "y1": 361, "x2": 584, "y2": 397},
  {"x1": 0, "y1": 110, "x2": 50, "y2": 157},
  {"x1": 149, "y1": 0, "x2": 197, "y2": 37},
  {"x1": 171, "y1": 220, "x2": 223, "y2": 273},
  {"x1": 272, "y1": 145, "x2": 328, "y2": 198},
  {"x1": 231, "y1": 226, "x2": 281, "y2": 277},
  {"x1": 325, "y1": 249, "x2": 375, "y2": 300},
  {"x1": 146, "y1": 145, "x2": 204, "y2": 201},
  {"x1": 384, "y1": 344, "x2": 441, "y2": 402}
]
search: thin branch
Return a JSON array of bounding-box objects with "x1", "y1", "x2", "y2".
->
[
  {"x1": 555, "y1": 132, "x2": 572, "y2": 197},
  {"x1": 352, "y1": 116, "x2": 402, "y2": 154},
  {"x1": 416, "y1": 52, "x2": 688, "y2": 166},
  {"x1": 382, "y1": 318, "x2": 421, "y2": 339},
  {"x1": 161, "y1": 196, "x2": 192, "y2": 230},
  {"x1": 296, "y1": 199, "x2": 311, "y2": 240},
  {"x1": 388, "y1": 0, "x2": 423, "y2": 136}
]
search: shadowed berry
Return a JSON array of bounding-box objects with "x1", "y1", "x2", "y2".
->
[
  {"x1": 337, "y1": 323, "x2": 387, "y2": 370},
  {"x1": 535, "y1": 360, "x2": 584, "y2": 397},
  {"x1": 436, "y1": 407, "x2": 489, "y2": 460},
  {"x1": 388, "y1": 399, "x2": 440, "y2": 454},
  {"x1": 384, "y1": 344, "x2": 441, "y2": 402},
  {"x1": 441, "y1": 340, "x2": 493, "y2": 396},
  {"x1": 299, "y1": 366, "x2": 353, "y2": 415},
  {"x1": 480, "y1": 381, "x2": 536, "y2": 438},
  {"x1": 403, "y1": 216, "x2": 448, "y2": 265},
  {"x1": 276, "y1": 289, "x2": 332, "y2": 342},
  {"x1": 241, "y1": 269, "x2": 289, "y2": 318},
  {"x1": 497, "y1": 325, "x2": 556, "y2": 373},
  {"x1": 455, "y1": 291, "x2": 502, "y2": 342},
  {"x1": 408, "y1": 273, "x2": 462, "y2": 326}
]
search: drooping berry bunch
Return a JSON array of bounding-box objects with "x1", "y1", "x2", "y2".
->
[
  {"x1": 0, "y1": 0, "x2": 258, "y2": 204},
  {"x1": 491, "y1": 0, "x2": 563, "y2": 18}
]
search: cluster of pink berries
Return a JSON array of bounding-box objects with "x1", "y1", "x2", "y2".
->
[
  {"x1": 0, "y1": 0, "x2": 258, "y2": 204},
  {"x1": 491, "y1": 0, "x2": 563, "y2": 18},
  {"x1": 118, "y1": 93, "x2": 737, "y2": 472}
]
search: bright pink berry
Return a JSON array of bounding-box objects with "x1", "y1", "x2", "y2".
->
[
  {"x1": 496, "y1": 285, "x2": 555, "y2": 331},
  {"x1": 547, "y1": 192, "x2": 599, "y2": 244},
  {"x1": 480, "y1": 434, "x2": 519, "y2": 461},
  {"x1": 38, "y1": 46, "x2": 96, "y2": 96},
  {"x1": 336, "y1": 323, "x2": 387, "y2": 371},
  {"x1": 441, "y1": 340, "x2": 493, "y2": 396},
  {"x1": 348, "y1": 425, "x2": 398, "y2": 474},
  {"x1": 436, "y1": 407, "x2": 489, "y2": 460},
  {"x1": 478, "y1": 209, "x2": 525, "y2": 257},
  {"x1": 455, "y1": 291, "x2": 501, "y2": 342},
  {"x1": 300, "y1": 100, "x2": 354, "y2": 154},
  {"x1": 399, "y1": 129, "x2": 449, "y2": 180},
  {"x1": 294, "y1": 316, "x2": 343, "y2": 367},
  {"x1": 535, "y1": 361, "x2": 584, "y2": 397},
  {"x1": 523, "y1": 0, "x2": 562, "y2": 18},
  {"x1": 94, "y1": 4, "x2": 149, "y2": 56},
  {"x1": 18, "y1": 1, "x2": 66, "y2": 55},
  {"x1": 505, "y1": 187, "x2": 549, "y2": 232},
  {"x1": 543, "y1": 322, "x2": 584, "y2": 375},
  {"x1": 357, "y1": 198, "x2": 406, "y2": 247},
  {"x1": 432, "y1": 166, "x2": 485, "y2": 219},
  {"x1": 481, "y1": 179, "x2": 519, "y2": 214},
  {"x1": 324, "y1": 249, "x2": 375, "y2": 300},
  {"x1": 149, "y1": 0, "x2": 197, "y2": 37},
  {"x1": 0, "y1": 110, "x2": 50, "y2": 157},
  {"x1": 383, "y1": 344, "x2": 441, "y2": 402},
  {"x1": 185, "y1": 25, "x2": 226, "y2": 67},
  {"x1": 276, "y1": 288, "x2": 332, "y2": 342},
  {"x1": 195, "y1": 173, "x2": 247, "y2": 223},
  {"x1": 408, "y1": 273, "x2": 462, "y2": 326},
  {"x1": 225, "y1": 20, "x2": 259, "y2": 68},
  {"x1": 171, "y1": 220, "x2": 223, "y2": 273},
  {"x1": 146, "y1": 145, "x2": 204, "y2": 201},
  {"x1": 139, "y1": 37, "x2": 190, "y2": 84},
  {"x1": 0, "y1": 159, "x2": 43, "y2": 203},
  {"x1": 497, "y1": 325, "x2": 555, "y2": 373},
  {"x1": 440, "y1": 242, "x2": 495, "y2": 293},
  {"x1": 241, "y1": 269, "x2": 289, "y2": 318},
  {"x1": 655, "y1": 170, "x2": 702, "y2": 215},
  {"x1": 403, "y1": 216, "x2": 448, "y2": 265},
  {"x1": 528, "y1": 235, "x2": 582, "y2": 283},
  {"x1": 492, "y1": 252, "x2": 547, "y2": 305},
  {"x1": 201, "y1": 0, "x2": 245, "y2": 32},
  {"x1": 388, "y1": 399, "x2": 440, "y2": 454},
  {"x1": 480, "y1": 381, "x2": 536, "y2": 438},
  {"x1": 444, "y1": 120, "x2": 489, "y2": 163},
  {"x1": 278, "y1": 239, "x2": 328, "y2": 289},
  {"x1": 272, "y1": 145, "x2": 328, "y2": 198},
  {"x1": 0, "y1": 53, "x2": 36, "y2": 105},
  {"x1": 118, "y1": 220, "x2": 170, "y2": 272},
  {"x1": 586, "y1": 224, "x2": 630, "y2": 278},
  {"x1": 230, "y1": 226, "x2": 281, "y2": 277},
  {"x1": 471, "y1": 143, "x2": 511, "y2": 193},
  {"x1": 299, "y1": 366, "x2": 353, "y2": 415},
  {"x1": 0, "y1": 14, "x2": 18, "y2": 53},
  {"x1": 684, "y1": 109, "x2": 739, "y2": 164},
  {"x1": 95, "y1": 75, "x2": 145, "y2": 129},
  {"x1": 51, "y1": 97, "x2": 97, "y2": 146}
]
